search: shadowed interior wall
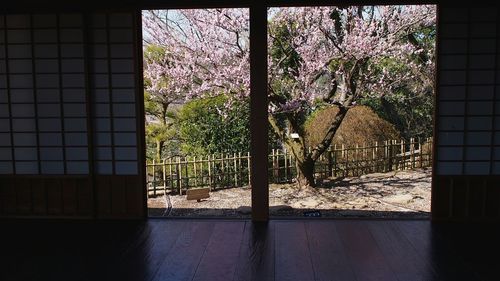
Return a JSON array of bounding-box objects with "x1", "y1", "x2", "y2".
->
[
  {"x1": 435, "y1": 5, "x2": 500, "y2": 221},
  {"x1": 0, "y1": 12, "x2": 144, "y2": 218}
]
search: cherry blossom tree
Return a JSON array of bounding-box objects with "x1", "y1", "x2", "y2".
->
[
  {"x1": 267, "y1": 6, "x2": 436, "y2": 187},
  {"x1": 142, "y1": 5, "x2": 436, "y2": 187},
  {"x1": 143, "y1": 9, "x2": 250, "y2": 159},
  {"x1": 143, "y1": 9, "x2": 250, "y2": 102},
  {"x1": 143, "y1": 45, "x2": 183, "y2": 160}
]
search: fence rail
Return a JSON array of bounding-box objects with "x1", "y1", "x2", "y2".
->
[{"x1": 146, "y1": 137, "x2": 432, "y2": 197}]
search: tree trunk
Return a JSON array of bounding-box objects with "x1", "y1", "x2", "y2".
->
[
  {"x1": 155, "y1": 140, "x2": 164, "y2": 161},
  {"x1": 310, "y1": 106, "x2": 349, "y2": 162},
  {"x1": 269, "y1": 106, "x2": 350, "y2": 189},
  {"x1": 297, "y1": 157, "x2": 316, "y2": 188}
]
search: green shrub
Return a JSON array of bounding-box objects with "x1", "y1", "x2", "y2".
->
[{"x1": 305, "y1": 105, "x2": 400, "y2": 148}]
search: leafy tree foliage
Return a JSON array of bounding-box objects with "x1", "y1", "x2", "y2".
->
[
  {"x1": 177, "y1": 96, "x2": 250, "y2": 155},
  {"x1": 361, "y1": 25, "x2": 436, "y2": 140}
]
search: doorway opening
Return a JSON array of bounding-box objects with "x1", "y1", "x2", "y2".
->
[
  {"x1": 141, "y1": 4, "x2": 437, "y2": 219},
  {"x1": 266, "y1": 5, "x2": 437, "y2": 218},
  {"x1": 142, "y1": 8, "x2": 251, "y2": 217}
]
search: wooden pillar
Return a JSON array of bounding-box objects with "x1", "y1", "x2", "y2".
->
[{"x1": 250, "y1": 4, "x2": 269, "y2": 222}]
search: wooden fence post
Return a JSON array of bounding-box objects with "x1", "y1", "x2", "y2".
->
[
  {"x1": 177, "y1": 157, "x2": 182, "y2": 195},
  {"x1": 364, "y1": 144, "x2": 367, "y2": 173},
  {"x1": 271, "y1": 149, "x2": 275, "y2": 182},
  {"x1": 224, "y1": 154, "x2": 228, "y2": 187},
  {"x1": 332, "y1": 145, "x2": 337, "y2": 177},
  {"x1": 213, "y1": 154, "x2": 217, "y2": 188},
  {"x1": 233, "y1": 152, "x2": 238, "y2": 187},
  {"x1": 410, "y1": 138, "x2": 415, "y2": 169},
  {"x1": 162, "y1": 159, "x2": 166, "y2": 195},
  {"x1": 208, "y1": 155, "x2": 212, "y2": 190},
  {"x1": 152, "y1": 159, "x2": 156, "y2": 196},
  {"x1": 355, "y1": 144, "x2": 359, "y2": 176},
  {"x1": 247, "y1": 152, "x2": 251, "y2": 186},
  {"x1": 418, "y1": 138, "x2": 423, "y2": 168},
  {"x1": 238, "y1": 152, "x2": 242, "y2": 187},
  {"x1": 327, "y1": 149, "x2": 332, "y2": 178},
  {"x1": 200, "y1": 156, "x2": 204, "y2": 187},
  {"x1": 220, "y1": 154, "x2": 224, "y2": 187},
  {"x1": 399, "y1": 140, "x2": 402, "y2": 170},
  {"x1": 185, "y1": 156, "x2": 189, "y2": 190},
  {"x1": 193, "y1": 156, "x2": 197, "y2": 187},
  {"x1": 168, "y1": 158, "x2": 173, "y2": 191},
  {"x1": 429, "y1": 137, "x2": 433, "y2": 166},
  {"x1": 146, "y1": 163, "x2": 149, "y2": 196},
  {"x1": 341, "y1": 144, "x2": 345, "y2": 176},
  {"x1": 383, "y1": 141, "x2": 387, "y2": 172},
  {"x1": 385, "y1": 141, "x2": 389, "y2": 172},
  {"x1": 345, "y1": 145, "x2": 349, "y2": 176},
  {"x1": 293, "y1": 150, "x2": 299, "y2": 178},
  {"x1": 284, "y1": 148, "x2": 288, "y2": 182},
  {"x1": 388, "y1": 140, "x2": 391, "y2": 171}
]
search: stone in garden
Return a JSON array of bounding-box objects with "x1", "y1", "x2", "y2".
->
[
  {"x1": 301, "y1": 198, "x2": 320, "y2": 208},
  {"x1": 271, "y1": 205, "x2": 293, "y2": 212},
  {"x1": 237, "y1": 206, "x2": 251, "y2": 214},
  {"x1": 384, "y1": 194, "x2": 413, "y2": 204}
]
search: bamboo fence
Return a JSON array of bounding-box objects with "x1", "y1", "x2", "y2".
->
[{"x1": 146, "y1": 137, "x2": 432, "y2": 197}]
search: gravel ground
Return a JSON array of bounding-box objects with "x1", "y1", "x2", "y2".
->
[{"x1": 148, "y1": 168, "x2": 431, "y2": 218}]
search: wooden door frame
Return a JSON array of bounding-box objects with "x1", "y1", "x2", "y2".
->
[{"x1": 137, "y1": 0, "x2": 439, "y2": 222}]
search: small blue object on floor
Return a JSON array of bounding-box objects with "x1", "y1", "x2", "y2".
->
[{"x1": 304, "y1": 210, "x2": 321, "y2": 217}]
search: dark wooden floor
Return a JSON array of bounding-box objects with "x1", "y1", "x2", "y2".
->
[{"x1": 0, "y1": 219, "x2": 498, "y2": 281}]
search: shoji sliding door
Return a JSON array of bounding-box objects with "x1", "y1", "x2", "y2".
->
[
  {"x1": 435, "y1": 5, "x2": 500, "y2": 220},
  {"x1": 0, "y1": 12, "x2": 144, "y2": 218},
  {"x1": 87, "y1": 13, "x2": 143, "y2": 218}
]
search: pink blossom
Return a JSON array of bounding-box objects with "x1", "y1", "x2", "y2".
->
[
  {"x1": 142, "y1": 6, "x2": 435, "y2": 115},
  {"x1": 268, "y1": 5, "x2": 436, "y2": 112}
]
